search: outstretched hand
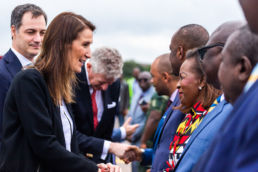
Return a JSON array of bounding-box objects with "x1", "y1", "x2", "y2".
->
[{"x1": 122, "y1": 117, "x2": 139, "y2": 137}]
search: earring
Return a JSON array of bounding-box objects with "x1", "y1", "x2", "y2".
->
[{"x1": 198, "y1": 86, "x2": 202, "y2": 91}]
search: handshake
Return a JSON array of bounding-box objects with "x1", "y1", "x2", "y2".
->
[{"x1": 109, "y1": 142, "x2": 144, "y2": 164}]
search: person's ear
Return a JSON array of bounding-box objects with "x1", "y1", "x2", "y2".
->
[
  {"x1": 176, "y1": 46, "x2": 184, "y2": 60},
  {"x1": 236, "y1": 55, "x2": 252, "y2": 82},
  {"x1": 200, "y1": 80, "x2": 206, "y2": 89},
  {"x1": 161, "y1": 72, "x2": 167, "y2": 82},
  {"x1": 198, "y1": 75, "x2": 206, "y2": 90},
  {"x1": 11, "y1": 25, "x2": 16, "y2": 39}
]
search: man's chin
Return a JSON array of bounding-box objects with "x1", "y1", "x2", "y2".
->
[{"x1": 28, "y1": 51, "x2": 40, "y2": 58}]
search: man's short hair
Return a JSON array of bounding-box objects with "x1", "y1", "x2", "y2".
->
[
  {"x1": 173, "y1": 24, "x2": 209, "y2": 52},
  {"x1": 90, "y1": 47, "x2": 123, "y2": 79},
  {"x1": 228, "y1": 25, "x2": 258, "y2": 67},
  {"x1": 11, "y1": 3, "x2": 47, "y2": 30}
]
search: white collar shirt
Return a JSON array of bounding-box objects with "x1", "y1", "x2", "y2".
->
[
  {"x1": 85, "y1": 62, "x2": 110, "y2": 160},
  {"x1": 11, "y1": 47, "x2": 32, "y2": 67},
  {"x1": 60, "y1": 100, "x2": 74, "y2": 152},
  {"x1": 85, "y1": 62, "x2": 104, "y2": 122}
]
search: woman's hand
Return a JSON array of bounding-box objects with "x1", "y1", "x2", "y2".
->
[{"x1": 98, "y1": 163, "x2": 121, "y2": 172}]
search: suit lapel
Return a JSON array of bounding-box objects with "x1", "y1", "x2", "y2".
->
[
  {"x1": 153, "y1": 103, "x2": 174, "y2": 150},
  {"x1": 4, "y1": 49, "x2": 22, "y2": 78},
  {"x1": 175, "y1": 100, "x2": 227, "y2": 169},
  {"x1": 53, "y1": 104, "x2": 67, "y2": 147},
  {"x1": 78, "y1": 65, "x2": 95, "y2": 130},
  {"x1": 162, "y1": 92, "x2": 180, "y2": 130},
  {"x1": 157, "y1": 92, "x2": 180, "y2": 144}
]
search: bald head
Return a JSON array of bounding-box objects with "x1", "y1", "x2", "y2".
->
[
  {"x1": 151, "y1": 54, "x2": 178, "y2": 96},
  {"x1": 171, "y1": 24, "x2": 209, "y2": 53},
  {"x1": 169, "y1": 24, "x2": 209, "y2": 76},
  {"x1": 202, "y1": 21, "x2": 244, "y2": 89},
  {"x1": 208, "y1": 21, "x2": 244, "y2": 45},
  {"x1": 227, "y1": 25, "x2": 258, "y2": 67},
  {"x1": 218, "y1": 25, "x2": 258, "y2": 104},
  {"x1": 154, "y1": 53, "x2": 172, "y2": 74}
]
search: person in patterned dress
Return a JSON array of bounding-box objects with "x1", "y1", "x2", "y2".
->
[{"x1": 164, "y1": 49, "x2": 221, "y2": 171}]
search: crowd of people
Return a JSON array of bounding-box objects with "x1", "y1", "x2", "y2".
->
[{"x1": 0, "y1": 0, "x2": 257, "y2": 171}]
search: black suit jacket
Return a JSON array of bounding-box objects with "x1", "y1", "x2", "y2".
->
[
  {"x1": 0, "y1": 49, "x2": 22, "y2": 147},
  {"x1": 0, "y1": 69, "x2": 97, "y2": 172},
  {"x1": 72, "y1": 65, "x2": 120, "y2": 163}
]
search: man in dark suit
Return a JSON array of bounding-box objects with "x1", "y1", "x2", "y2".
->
[
  {"x1": 72, "y1": 47, "x2": 136, "y2": 163},
  {"x1": 0, "y1": 4, "x2": 47, "y2": 148},
  {"x1": 193, "y1": 24, "x2": 258, "y2": 171}
]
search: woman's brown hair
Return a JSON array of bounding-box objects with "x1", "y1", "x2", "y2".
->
[
  {"x1": 175, "y1": 48, "x2": 222, "y2": 113},
  {"x1": 34, "y1": 12, "x2": 95, "y2": 105}
]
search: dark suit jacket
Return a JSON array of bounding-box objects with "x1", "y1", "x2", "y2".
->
[
  {"x1": 150, "y1": 93, "x2": 185, "y2": 172},
  {"x1": 140, "y1": 93, "x2": 185, "y2": 171},
  {"x1": 0, "y1": 49, "x2": 22, "y2": 147},
  {"x1": 193, "y1": 81, "x2": 258, "y2": 172},
  {"x1": 72, "y1": 65, "x2": 120, "y2": 163},
  {"x1": 0, "y1": 69, "x2": 97, "y2": 172}
]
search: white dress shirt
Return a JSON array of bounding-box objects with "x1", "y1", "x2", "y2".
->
[
  {"x1": 170, "y1": 89, "x2": 178, "y2": 102},
  {"x1": 85, "y1": 63, "x2": 111, "y2": 160},
  {"x1": 60, "y1": 100, "x2": 74, "y2": 152},
  {"x1": 11, "y1": 47, "x2": 32, "y2": 67}
]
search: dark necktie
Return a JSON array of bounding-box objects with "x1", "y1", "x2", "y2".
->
[{"x1": 91, "y1": 89, "x2": 98, "y2": 130}]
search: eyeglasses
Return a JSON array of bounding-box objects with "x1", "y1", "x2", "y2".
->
[
  {"x1": 138, "y1": 78, "x2": 149, "y2": 82},
  {"x1": 198, "y1": 42, "x2": 225, "y2": 60}
]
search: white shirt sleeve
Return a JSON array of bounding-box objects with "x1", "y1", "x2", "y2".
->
[
  {"x1": 120, "y1": 126, "x2": 126, "y2": 140},
  {"x1": 101, "y1": 140, "x2": 111, "y2": 160}
]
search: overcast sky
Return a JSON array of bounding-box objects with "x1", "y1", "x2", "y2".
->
[{"x1": 0, "y1": 0, "x2": 245, "y2": 64}]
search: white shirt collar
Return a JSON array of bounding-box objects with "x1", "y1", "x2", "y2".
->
[
  {"x1": 11, "y1": 47, "x2": 33, "y2": 67},
  {"x1": 221, "y1": 93, "x2": 225, "y2": 102},
  {"x1": 170, "y1": 89, "x2": 178, "y2": 102},
  {"x1": 85, "y1": 60, "x2": 91, "y2": 86}
]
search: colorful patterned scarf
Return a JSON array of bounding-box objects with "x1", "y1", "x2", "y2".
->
[{"x1": 165, "y1": 102, "x2": 208, "y2": 171}]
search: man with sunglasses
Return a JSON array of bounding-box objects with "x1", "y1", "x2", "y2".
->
[
  {"x1": 171, "y1": 21, "x2": 243, "y2": 172},
  {"x1": 200, "y1": 21, "x2": 244, "y2": 90},
  {"x1": 127, "y1": 71, "x2": 155, "y2": 172}
]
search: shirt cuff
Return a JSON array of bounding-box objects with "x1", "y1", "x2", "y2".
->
[
  {"x1": 101, "y1": 140, "x2": 111, "y2": 160},
  {"x1": 120, "y1": 126, "x2": 126, "y2": 140}
]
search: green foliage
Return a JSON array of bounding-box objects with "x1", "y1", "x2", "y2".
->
[{"x1": 123, "y1": 60, "x2": 150, "y2": 79}]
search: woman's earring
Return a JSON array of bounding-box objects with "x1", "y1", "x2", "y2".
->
[{"x1": 198, "y1": 86, "x2": 202, "y2": 91}]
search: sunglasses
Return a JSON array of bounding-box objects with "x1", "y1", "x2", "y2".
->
[
  {"x1": 138, "y1": 78, "x2": 149, "y2": 82},
  {"x1": 198, "y1": 42, "x2": 225, "y2": 59}
]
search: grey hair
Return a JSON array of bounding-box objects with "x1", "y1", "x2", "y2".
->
[
  {"x1": 11, "y1": 3, "x2": 47, "y2": 30},
  {"x1": 90, "y1": 47, "x2": 123, "y2": 79},
  {"x1": 228, "y1": 25, "x2": 258, "y2": 67}
]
